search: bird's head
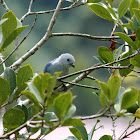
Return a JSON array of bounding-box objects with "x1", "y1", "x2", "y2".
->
[{"x1": 59, "y1": 53, "x2": 75, "y2": 68}]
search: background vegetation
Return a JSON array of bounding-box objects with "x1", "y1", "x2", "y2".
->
[{"x1": 0, "y1": 0, "x2": 140, "y2": 139}]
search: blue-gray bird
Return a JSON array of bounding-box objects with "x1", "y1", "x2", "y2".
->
[{"x1": 44, "y1": 53, "x2": 75, "y2": 77}]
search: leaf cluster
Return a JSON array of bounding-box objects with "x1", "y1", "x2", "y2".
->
[{"x1": 0, "y1": 0, "x2": 140, "y2": 139}]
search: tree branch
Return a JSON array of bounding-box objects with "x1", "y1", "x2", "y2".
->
[
  {"x1": 58, "y1": 55, "x2": 137, "y2": 81},
  {"x1": 50, "y1": 32, "x2": 135, "y2": 41},
  {"x1": 53, "y1": 52, "x2": 138, "y2": 93},
  {"x1": 28, "y1": 0, "x2": 34, "y2": 13},
  {"x1": 0, "y1": 0, "x2": 10, "y2": 12},
  {"x1": 119, "y1": 117, "x2": 137, "y2": 140},
  {"x1": 0, "y1": 110, "x2": 43, "y2": 138},
  {"x1": 120, "y1": 127, "x2": 140, "y2": 140},
  {"x1": 20, "y1": 2, "x2": 86, "y2": 22},
  {"x1": 59, "y1": 79, "x2": 99, "y2": 90},
  {"x1": 10, "y1": 0, "x2": 64, "y2": 70}
]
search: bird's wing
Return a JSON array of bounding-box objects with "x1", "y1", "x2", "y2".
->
[{"x1": 43, "y1": 62, "x2": 52, "y2": 73}]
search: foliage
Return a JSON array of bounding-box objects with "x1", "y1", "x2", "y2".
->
[{"x1": 0, "y1": 0, "x2": 140, "y2": 139}]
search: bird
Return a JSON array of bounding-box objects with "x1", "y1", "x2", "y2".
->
[
  {"x1": 43, "y1": 53, "x2": 75, "y2": 89},
  {"x1": 44, "y1": 53, "x2": 75, "y2": 77}
]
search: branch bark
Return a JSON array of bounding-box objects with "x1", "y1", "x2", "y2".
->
[
  {"x1": 20, "y1": 3, "x2": 86, "y2": 22},
  {"x1": 50, "y1": 32, "x2": 135, "y2": 41},
  {"x1": 10, "y1": 0, "x2": 64, "y2": 70}
]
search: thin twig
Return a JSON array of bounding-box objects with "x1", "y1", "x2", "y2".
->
[
  {"x1": 86, "y1": 75, "x2": 97, "y2": 81},
  {"x1": 0, "y1": 0, "x2": 10, "y2": 12},
  {"x1": 0, "y1": 14, "x2": 38, "y2": 67},
  {"x1": 128, "y1": 68, "x2": 140, "y2": 73},
  {"x1": 111, "y1": 22, "x2": 118, "y2": 36},
  {"x1": 0, "y1": 94, "x2": 22, "y2": 109},
  {"x1": 58, "y1": 61, "x2": 135, "y2": 81},
  {"x1": 0, "y1": 56, "x2": 6, "y2": 70},
  {"x1": 0, "y1": 110, "x2": 43, "y2": 139},
  {"x1": 120, "y1": 127, "x2": 140, "y2": 140},
  {"x1": 77, "y1": 106, "x2": 110, "y2": 120},
  {"x1": 15, "y1": 38, "x2": 19, "y2": 61},
  {"x1": 118, "y1": 117, "x2": 136, "y2": 140},
  {"x1": 28, "y1": 0, "x2": 34, "y2": 13},
  {"x1": 20, "y1": 2, "x2": 86, "y2": 22},
  {"x1": 110, "y1": 109, "x2": 117, "y2": 140},
  {"x1": 59, "y1": 79, "x2": 99, "y2": 90},
  {"x1": 50, "y1": 33, "x2": 135, "y2": 41}
]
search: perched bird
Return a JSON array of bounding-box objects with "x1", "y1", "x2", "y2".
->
[{"x1": 44, "y1": 53, "x2": 75, "y2": 77}]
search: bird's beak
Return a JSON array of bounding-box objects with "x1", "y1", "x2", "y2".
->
[{"x1": 71, "y1": 63, "x2": 75, "y2": 68}]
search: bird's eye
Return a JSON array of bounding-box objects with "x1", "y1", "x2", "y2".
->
[{"x1": 67, "y1": 59, "x2": 70, "y2": 62}]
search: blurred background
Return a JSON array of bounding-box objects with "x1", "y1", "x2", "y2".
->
[{"x1": 0, "y1": 0, "x2": 139, "y2": 116}]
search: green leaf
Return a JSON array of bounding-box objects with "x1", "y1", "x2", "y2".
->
[
  {"x1": 28, "y1": 82, "x2": 44, "y2": 104},
  {"x1": 33, "y1": 73, "x2": 50, "y2": 93},
  {"x1": 99, "y1": 135, "x2": 112, "y2": 140},
  {"x1": 135, "y1": 40, "x2": 140, "y2": 49},
  {"x1": 119, "y1": 52, "x2": 134, "y2": 77},
  {"x1": 129, "y1": 0, "x2": 139, "y2": 16},
  {"x1": 22, "y1": 90, "x2": 41, "y2": 109},
  {"x1": 69, "y1": 127, "x2": 82, "y2": 140},
  {"x1": 65, "y1": 136, "x2": 77, "y2": 140},
  {"x1": 138, "y1": 90, "x2": 140, "y2": 107},
  {"x1": 136, "y1": 27, "x2": 140, "y2": 40},
  {"x1": 4, "y1": 67, "x2": 16, "y2": 94},
  {"x1": 130, "y1": 53, "x2": 140, "y2": 68},
  {"x1": 133, "y1": 17, "x2": 140, "y2": 31},
  {"x1": 0, "y1": 77, "x2": 10, "y2": 106},
  {"x1": 63, "y1": 104, "x2": 76, "y2": 120},
  {"x1": 87, "y1": 0, "x2": 101, "y2": 3},
  {"x1": 0, "y1": 18, "x2": 8, "y2": 26},
  {"x1": 114, "y1": 45, "x2": 124, "y2": 61},
  {"x1": 98, "y1": 46, "x2": 114, "y2": 63},
  {"x1": 45, "y1": 92, "x2": 60, "y2": 108},
  {"x1": 89, "y1": 4, "x2": 113, "y2": 21},
  {"x1": 107, "y1": 75, "x2": 121, "y2": 100},
  {"x1": 127, "y1": 103, "x2": 139, "y2": 113},
  {"x1": 44, "y1": 112, "x2": 57, "y2": 121},
  {"x1": 117, "y1": 86, "x2": 125, "y2": 104},
  {"x1": 3, "y1": 108, "x2": 25, "y2": 132},
  {"x1": 14, "y1": 105, "x2": 28, "y2": 122},
  {"x1": 0, "y1": 26, "x2": 28, "y2": 52},
  {"x1": 17, "y1": 64, "x2": 33, "y2": 87},
  {"x1": 33, "y1": 73, "x2": 49, "y2": 100},
  {"x1": 121, "y1": 87, "x2": 139, "y2": 110},
  {"x1": 0, "y1": 31, "x2": 3, "y2": 44},
  {"x1": 13, "y1": 83, "x2": 27, "y2": 99},
  {"x1": 133, "y1": 8, "x2": 140, "y2": 25},
  {"x1": 107, "y1": 6, "x2": 117, "y2": 20},
  {"x1": 46, "y1": 75, "x2": 57, "y2": 97},
  {"x1": 75, "y1": 126, "x2": 88, "y2": 140},
  {"x1": 118, "y1": 0, "x2": 131, "y2": 19},
  {"x1": 1, "y1": 11, "x2": 17, "y2": 39},
  {"x1": 114, "y1": 32, "x2": 135, "y2": 46},
  {"x1": 118, "y1": 23, "x2": 126, "y2": 33},
  {"x1": 122, "y1": 20, "x2": 134, "y2": 31},
  {"x1": 99, "y1": 90, "x2": 107, "y2": 108},
  {"x1": 62, "y1": 118, "x2": 84, "y2": 126},
  {"x1": 93, "y1": 56, "x2": 105, "y2": 64},
  {"x1": 98, "y1": 81, "x2": 110, "y2": 100},
  {"x1": 54, "y1": 92, "x2": 73, "y2": 120}
]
